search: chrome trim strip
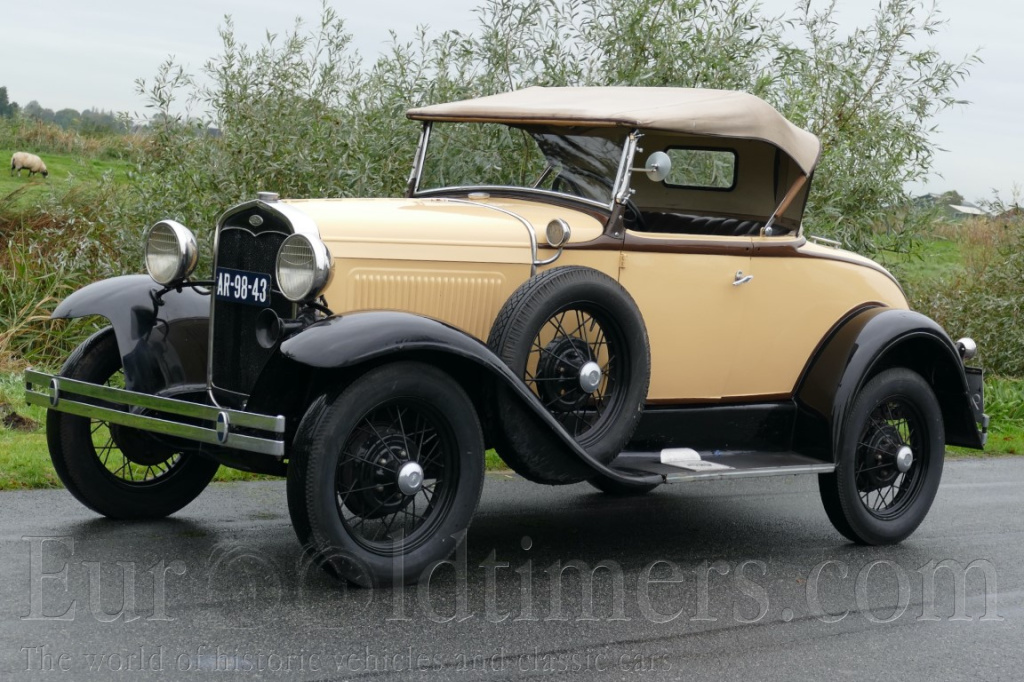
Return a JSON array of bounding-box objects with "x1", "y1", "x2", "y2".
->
[
  {"x1": 662, "y1": 463, "x2": 835, "y2": 484},
  {"x1": 443, "y1": 198, "x2": 541, "y2": 276},
  {"x1": 808, "y1": 234, "x2": 842, "y2": 248},
  {"x1": 26, "y1": 370, "x2": 285, "y2": 457}
]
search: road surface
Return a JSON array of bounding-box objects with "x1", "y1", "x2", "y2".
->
[{"x1": 1, "y1": 458, "x2": 1021, "y2": 680}]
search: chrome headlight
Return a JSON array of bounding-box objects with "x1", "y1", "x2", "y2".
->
[
  {"x1": 144, "y1": 220, "x2": 198, "y2": 285},
  {"x1": 275, "y1": 233, "x2": 332, "y2": 302}
]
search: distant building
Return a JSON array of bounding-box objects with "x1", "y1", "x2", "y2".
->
[
  {"x1": 913, "y1": 193, "x2": 991, "y2": 220},
  {"x1": 948, "y1": 204, "x2": 989, "y2": 217}
]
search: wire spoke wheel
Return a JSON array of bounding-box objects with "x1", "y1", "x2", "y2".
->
[
  {"x1": 46, "y1": 328, "x2": 219, "y2": 519},
  {"x1": 89, "y1": 366, "x2": 185, "y2": 485},
  {"x1": 853, "y1": 398, "x2": 925, "y2": 519},
  {"x1": 334, "y1": 400, "x2": 458, "y2": 555},
  {"x1": 288, "y1": 362, "x2": 484, "y2": 586},
  {"x1": 525, "y1": 306, "x2": 622, "y2": 439},
  {"x1": 818, "y1": 367, "x2": 944, "y2": 545}
]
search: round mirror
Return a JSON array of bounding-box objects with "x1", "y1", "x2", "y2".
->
[{"x1": 644, "y1": 151, "x2": 672, "y2": 182}]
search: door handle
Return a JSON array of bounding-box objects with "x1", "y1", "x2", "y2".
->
[{"x1": 733, "y1": 271, "x2": 753, "y2": 286}]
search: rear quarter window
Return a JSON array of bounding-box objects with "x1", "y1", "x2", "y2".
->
[{"x1": 663, "y1": 148, "x2": 737, "y2": 190}]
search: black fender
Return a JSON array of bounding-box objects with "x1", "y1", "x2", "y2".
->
[
  {"x1": 52, "y1": 275, "x2": 210, "y2": 393},
  {"x1": 795, "y1": 306, "x2": 985, "y2": 460},
  {"x1": 277, "y1": 311, "x2": 661, "y2": 486}
]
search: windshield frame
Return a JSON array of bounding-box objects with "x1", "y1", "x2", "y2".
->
[{"x1": 406, "y1": 121, "x2": 638, "y2": 213}]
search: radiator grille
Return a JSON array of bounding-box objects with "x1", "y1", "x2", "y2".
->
[{"x1": 210, "y1": 226, "x2": 292, "y2": 401}]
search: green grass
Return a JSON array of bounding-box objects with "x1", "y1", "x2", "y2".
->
[
  {"x1": 877, "y1": 235, "x2": 964, "y2": 287},
  {"x1": 1, "y1": 148, "x2": 132, "y2": 205}
]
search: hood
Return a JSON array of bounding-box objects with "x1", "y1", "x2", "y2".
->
[{"x1": 283, "y1": 196, "x2": 605, "y2": 264}]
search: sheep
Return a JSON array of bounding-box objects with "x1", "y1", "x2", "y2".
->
[{"x1": 10, "y1": 152, "x2": 48, "y2": 178}]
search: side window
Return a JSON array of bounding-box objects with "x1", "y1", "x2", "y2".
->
[{"x1": 663, "y1": 148, "x2": 736, "y2": 190}]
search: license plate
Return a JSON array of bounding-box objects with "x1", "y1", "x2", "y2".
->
[{"x1": 215, "y1": 268, "x2": 272, "y2": 307}]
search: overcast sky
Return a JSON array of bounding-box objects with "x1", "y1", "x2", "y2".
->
[{"x1": 4, "y1": 0, "x2": 1020, "y2": 203}]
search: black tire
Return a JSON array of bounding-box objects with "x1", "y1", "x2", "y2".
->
[
  {"x1": 487, "y1": 266, "x2": 651, "y2": 485},
  {"x1": 818, "y1": 368, "x2": 945, "y2": 545},
  {"x1": 587, "y1": 473, "x2": 659, "y2": 496},
  {"x1": 46, "y1": 328, "x2": 219, "y2": 519},
  {"x1": 287, "y1": 362, "x2": 485, "y2": 587}
]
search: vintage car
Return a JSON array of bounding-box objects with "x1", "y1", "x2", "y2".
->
[{"x1": 26, "y1": 87, "x2": 988, "y2": 586}]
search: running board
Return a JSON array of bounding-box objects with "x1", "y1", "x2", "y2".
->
[{"x1": 607, "y1": 450, "x2": 834, "y2": 484}]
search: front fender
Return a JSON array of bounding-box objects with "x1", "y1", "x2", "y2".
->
[
  {"x1": 53, "y1": 275, "x2": 210, "y2": 393},
  {"x1": 796, "y1": 307, "x2": 984, "y2": 459},
  {"x1": 278, "y1": 311, "x2": 660, "y2": 486}
]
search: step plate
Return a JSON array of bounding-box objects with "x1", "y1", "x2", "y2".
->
[{"x1": 608, "y1": 450, "x2": 835, "y2": 484}]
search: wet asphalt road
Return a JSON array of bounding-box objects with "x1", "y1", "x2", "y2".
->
[{"x1": 1, "y1": 458, "x2": 1022, "y2": 681}]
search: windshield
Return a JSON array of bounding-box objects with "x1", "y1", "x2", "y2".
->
[{"x1": 414, "y1": 123, "x2": 627, "y2": 206}]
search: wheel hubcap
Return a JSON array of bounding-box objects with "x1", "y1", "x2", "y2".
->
[
  {"x1": 578, "y1": 361, "x2": 603, "y2": 394},
  {"x1": 397, "y1": 461, "x2": 424, "y2": 496},
  {"x1": 895, "y1": 445, "x2": 914, "y2": 473}
]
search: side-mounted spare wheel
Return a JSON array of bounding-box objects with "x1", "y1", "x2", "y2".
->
[
  {"x1": 46, "y1": 328, "x2": 220, "y2": 519},
  {"x1": 287, "y1": 362, "x2": 485, "y2": 587},
  {"x1": 487, "y1": 266, "x2": 651, "y2": 485},
  {"x1": 819, "y1": 367, "x2": 945, "y2": 545}
]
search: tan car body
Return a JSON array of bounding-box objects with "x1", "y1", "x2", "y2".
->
[{"x1": 286, "y1": 196, "x2": 907, "y2": 403}]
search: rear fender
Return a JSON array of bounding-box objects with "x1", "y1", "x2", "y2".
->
[
  {"x1": 52, "y1": 275, "x2": 210, "y2": 393},
  {"x1": 275, "y1": 311, "x2": 660, "y2": 486},
  {"x1": 795, "y1": 307, "x2": 984, "y2": 460}
]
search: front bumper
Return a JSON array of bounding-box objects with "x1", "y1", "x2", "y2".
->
[{"x1": 24, "y1": 370, "x2": 286, "y2": 457}]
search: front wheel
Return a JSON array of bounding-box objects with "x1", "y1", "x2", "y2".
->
[
  {"x1": 819, "y1": 368, "x2": 945, "y2": 545},
  {"x1": 46, "y1": 328, "x2": 219, "y2": 519},
  {"x1": 287, "y1": 362, "x2": 485, "y2": 587}
]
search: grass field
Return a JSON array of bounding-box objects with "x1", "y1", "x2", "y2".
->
[{"x1": 2, "y1": 149, "x2": 133, "y2": 204}]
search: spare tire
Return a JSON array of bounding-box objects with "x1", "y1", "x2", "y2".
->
[{"x1": 487, "y1": 266, "x2": 650, "y2": 484}]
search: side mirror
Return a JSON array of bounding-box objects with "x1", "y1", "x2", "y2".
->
[{"x1": 633, "y1": 151, "x2": 672, "y2": 182}]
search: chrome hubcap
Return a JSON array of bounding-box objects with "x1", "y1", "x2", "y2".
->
[
  {"x1": 396, "y1": 461, "x2": 425, "y2": 496},
  {"x1": 578, "y1": 361, "x2": 603, "y2": 394},
  {"x1": 895, "y1": 445, "x2": 914, "y2": 473}
]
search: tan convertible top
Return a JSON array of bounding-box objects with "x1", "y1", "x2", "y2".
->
[{"x1": 408, "y1": 86, "x2": 821, "y2": 175}]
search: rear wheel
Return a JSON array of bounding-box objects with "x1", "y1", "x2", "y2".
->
[
  {"x1": 288, "y1": 362, "x2": 485, "y2": 586},
  {"x1": 46, "y1": 328, "x2": 219, "y2": 519},
  {"x1": 819, "y1": 368, "x2": 944, "y2": 544}
]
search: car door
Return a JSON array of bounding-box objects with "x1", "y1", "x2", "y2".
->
[
  {"x1": 731, "y1": 234, "x2": 909, "y2": 398},
  {"x1": 618, "y1": 231, "x2": 752, "y2": 401}
]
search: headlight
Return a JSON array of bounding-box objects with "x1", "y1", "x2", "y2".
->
[
  {"x1": 144, "y1": 220, "x2": 198, "y2": 285},
  {"x1": 275, "y1": 233, "x2": 332, "y2": 302}
]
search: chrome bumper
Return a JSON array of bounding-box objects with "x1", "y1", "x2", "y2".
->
[{"x1": 24, "y1": 369, "x2": 286, "y2": 457}]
